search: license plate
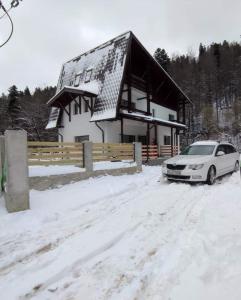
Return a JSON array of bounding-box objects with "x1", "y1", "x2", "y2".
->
[{"x1": 167, "y1": 170, "x2": 181, "y2": 175}]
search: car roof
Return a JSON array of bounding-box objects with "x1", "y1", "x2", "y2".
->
[
  {"x1": 191, "y1": 141, "x2": 218, "y2": 146},
  {"x1": 191, "y1": 140, "x2": 234, "y2": 146}
]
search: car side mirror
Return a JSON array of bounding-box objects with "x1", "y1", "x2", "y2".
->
[{"x1": 216, "y1": 150, "x2": 225, "y2": 156}]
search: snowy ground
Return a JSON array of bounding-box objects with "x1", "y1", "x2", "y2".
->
[
  {"x1": 0, "y1": 166, "x2": 241, "y2": 299},
  {"x1": 29, "y1": 161, "x2": 136, "y2": 177}
]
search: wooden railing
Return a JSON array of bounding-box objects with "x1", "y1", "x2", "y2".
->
[
  {"x1": 160, "y1": 145, "x2": 179, "y2": 157},
  {"x1": 142, "y1": 145, "x2": 158, "y2": 160},
  {"x1": 92, "y1": 143, "x2": 134, "y2": 162},
  {"x1": 28, "y1": 141, "x2": 83, "y2": 166}
]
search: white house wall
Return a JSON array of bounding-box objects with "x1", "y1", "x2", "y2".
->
[
  {"x1": 59, "y1": 95, "x2": 177, "y2": 146},
  {"x1": 58, "y1": 98, "x2": 104, "y2": 142}
]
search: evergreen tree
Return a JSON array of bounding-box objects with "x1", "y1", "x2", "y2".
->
[
  {"x1": 7, "y1": 85, "x2": 21, "y2": 128},
  {"x1": 154, "y1": 48, "x2": 170, "y2": 71},
  {"x1": 198, "y1": 43, "x2": 206, "y2": 58},
  {"x1": 24, "y1": 86, "x2": 31, "y2": 97}
]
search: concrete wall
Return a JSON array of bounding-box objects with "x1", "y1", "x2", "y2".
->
[{"x1": 29, "y1": 167, "x2": 140, "y2": 191}]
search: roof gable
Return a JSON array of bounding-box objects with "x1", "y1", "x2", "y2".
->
[
  {"x1": 57, "y1": 31, "x2": 131, "y2": 121},
  {"x1": 47, "y1": 31, "x2": 192, "y2": 128}
]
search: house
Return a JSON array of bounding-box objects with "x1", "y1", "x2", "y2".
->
[{"x1": 46, "y1": 31, "x2": 192, "y2": 156}]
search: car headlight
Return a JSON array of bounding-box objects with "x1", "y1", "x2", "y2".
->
[
  {"x1": 188, "y1": 164, "x2": 204, "y2": 170},
  {"x1": 162, "y1": 163, "x2": 167, "y2": 168}
]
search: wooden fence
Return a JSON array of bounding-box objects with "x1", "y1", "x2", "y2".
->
[
  {"x1": 160, "y1": 145, "x2": 179, "y2": 157},
  {"x1": 28, "y1": 141, "x2": 83, "y2": 166},
  {"x1": 142, "y1": 145, "x2": 158, "y2": 160},
  {"x1": 28, "y1": 142, "x2": 135, "y2": 166},
  {"x1": 28, "y1": 142, "x2": 180, "y2": 165},
  {"x1": 92, "y1": 143, "x2": 134, "y2": 162}
]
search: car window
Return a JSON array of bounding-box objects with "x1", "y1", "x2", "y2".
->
[
  {"x1": 223, "y1": 145, "x2": 236, "y2": 154},
  {"x1": 181, "y1": 145, "x2": 215, "y2": 155},
  {"x1": 229, "y1": 145, "x2": 236, "y2": 153},
  {"x1": 216, "y1": 145, "x2": 226, "y2": 155}
]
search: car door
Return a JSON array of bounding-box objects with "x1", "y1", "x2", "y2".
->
[
  {"x1": 215, "y1": 145, "x2": 227, "y2": 176},
  {"x1": 225, "y1": 145, "x2": 238, "y2": 172}
]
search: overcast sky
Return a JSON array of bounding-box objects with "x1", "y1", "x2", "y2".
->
[{"x1": 0, "y1": 0, "x2": 241, "y2": 94}]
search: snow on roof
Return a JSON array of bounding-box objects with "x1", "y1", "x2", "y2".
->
[
  {"x1": 65, "y1": 81, "x2": 100, "y2": 95},
  {"x1": 120, "y1": 110, "x2": 187, "y2": 129},
  {"x1": 46, "y1": 107, "x2": 60, "y2": 129},
  {"x1": 191, "y1": 141, "x2": 219, "y2": 146},
  {"x1": 56, "y1": 31, "x2": 131, "y2": 122}
]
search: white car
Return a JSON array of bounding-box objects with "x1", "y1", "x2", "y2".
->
[{"x1": 162, "y1": 141, "x2": 240, "y2": 185}]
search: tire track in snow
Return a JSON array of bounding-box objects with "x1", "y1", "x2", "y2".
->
[
  {"x1": 0, "y1": 171, "x2": 161, "y2": 287},
  {"x1": 130, "y1": 186, "x2": 212, "y2": 300},
  {"x1": 99, "y1": 184, "x2": 210, "y2": 300},
  {"x1": 20, "y1": 222, "x2": 142, "y2": 300}
]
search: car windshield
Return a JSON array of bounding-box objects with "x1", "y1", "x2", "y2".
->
[{"x1": 181, "y1": 145, "x2": 215, "y2": 155}]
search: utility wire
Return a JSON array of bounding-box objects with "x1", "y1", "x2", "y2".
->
[
  {"x1": 0, "y1": 1, "x2": 22, "y2": 19},
  {"x1": 0, "y1": 6, "x2": 12, "y2": 19},
  {"x1": 0, "y1": 2, "x2": 14, "y2": 48}
]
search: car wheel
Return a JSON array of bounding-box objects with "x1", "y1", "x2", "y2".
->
[
  {"x1": 234, "y1": 161, "x2": 240, "y2": 172},
  {"x1": 207, "y1": 166, "x2": 216, "y2": 185}
]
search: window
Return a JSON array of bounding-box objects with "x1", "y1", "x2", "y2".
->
[
  {"x1": 84, "y1": 100, "x2": 89, "y2": 112},
  {"x1": 123, "y1": 135, "x2": 135, "y2": 143},
  {"x1": 224, "y1": 145, "x2": 236, "y2": 154},
  {"x1": 73, "y1": 98, "x2": 81, "y2": 115},
  {"x1": 138, "y1": 135, "x2": 147, "y2": 145},
  {"x1": 85, "y1": 69, "x2": 92, "y2": 83},
  {"x1": 75, "y1": 135, "x2": 89, "y2": 143},
  {"x1": 216, "y1": 145, "x2": 226, "y2": 155},
  {"x1": 120, "y1": 99, "x2": 136, "y2": 110},
  {"x1": 152, "y1": 109, "x2": 155, "y2": 117},
  {"x1": 164, "y1": 135, "x2": 171, "y2": 145},
  {"x1": 74, "y1": 74, "x2": 80, "y2": 86},
  {"x1": 74, "y1": 103, "x2": 79, "y2": 115},
  {"x1": 79, "y1": 98, "x2": 82, "y2": 114},
  {"x1": 169, "y1": 114, "x2": 175, "y2": 121}
]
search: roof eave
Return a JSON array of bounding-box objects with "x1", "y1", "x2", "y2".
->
[
  {"x1": 47, "y1": 86, "x2": 97, "y2": 107},
  {"x1": 131, "y1": 33, "x2": 193, "y2": 106}
]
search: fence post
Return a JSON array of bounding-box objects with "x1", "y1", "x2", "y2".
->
[
  {"x1": 4, "y1": 130, "x2": 30, "y2": 213},
  {"x1": 134, "y1": 142, "x2": 142, "y2": 172},
  {"x1": 83, "y1": 141, "x2": 93, "y2": 173}
]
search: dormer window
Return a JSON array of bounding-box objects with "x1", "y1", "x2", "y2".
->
[
  {"x1": 85, "y1": 69, "x2": 92, "y2": 83},
  {"x1": 74, "y1": 74, "x2": 81, "y2": 86}
]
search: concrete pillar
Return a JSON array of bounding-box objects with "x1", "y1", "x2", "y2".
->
[
  {"x1": 4, "y1": 130, "x2": 30, "y2": 213},
  {"x1": 134, "y1": 142, "x2": 142, "y2": 172},
  {"x1": 0, "y1": 136, "x2": 4, "y2": 194},
  {"x1": 0, "y1": 136, "x2": 5, "y2": 165},
  {"x1": 83, "y1": 141, "x2": 93, "y2": 173}
]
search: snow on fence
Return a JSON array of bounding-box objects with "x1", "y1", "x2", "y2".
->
[
  {"x1": 142, "y1": 145, "x2": 158, "y2": 160},
  {"x1": 28, "y1": 141, "x2": 84, "y2": 167},
  {"x1": 159, "y1": 145, "x2": 178, "y2": 157},
  {"x1": 93, "y1": 143, "x2": 134, "y2": 162}
]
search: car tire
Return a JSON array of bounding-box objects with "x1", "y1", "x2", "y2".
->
[
  {"x1": 234, "y1": 161, "x2": 240, "y2": 172},
  {"x1": 207, "y1": 166, "x2": 216, "y2": 185}
]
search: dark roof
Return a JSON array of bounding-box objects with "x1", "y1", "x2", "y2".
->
[
  {"x1": 55, "y1": 31, "x2": 131, "y2": 122},
  {"x1": 47, "y1": 86, "x2": 97, "y2": 108},
  {"x1": 47, "y1": 31, "x2": 192, "y2": 128}
]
